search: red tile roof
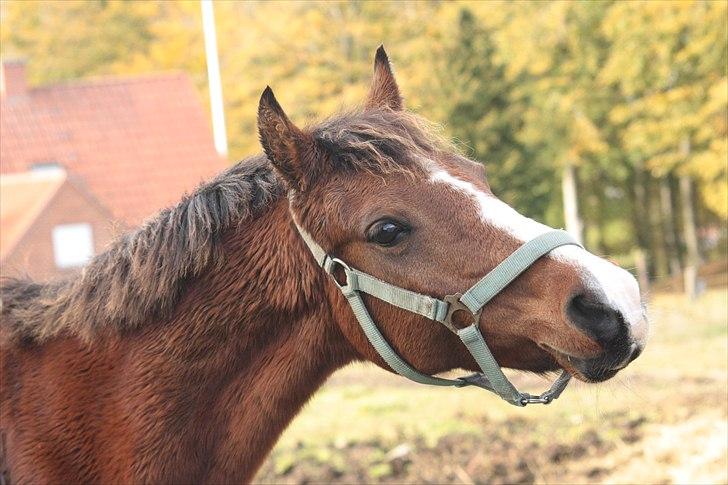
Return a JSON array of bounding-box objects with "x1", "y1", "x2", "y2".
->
[{"x1": 1, "y1": 72, "x2": 227, "y2": 225}]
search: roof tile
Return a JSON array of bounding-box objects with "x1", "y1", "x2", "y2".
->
[{"x1": 1, "y1": 72, "x2": 227, "y2": 226}]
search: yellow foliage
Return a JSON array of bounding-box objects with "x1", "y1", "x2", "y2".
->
[{"x1": 0, "y1": 0, "x2": 725, "y2": 223}]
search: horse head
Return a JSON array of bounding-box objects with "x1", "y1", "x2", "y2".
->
[{"x1": 257, "y1": 46, "x2": 647, "y2": 389}]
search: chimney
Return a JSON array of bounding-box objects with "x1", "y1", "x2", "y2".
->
[{"x1": 1, "y1": 59, "x2": 28, "y2": 97}]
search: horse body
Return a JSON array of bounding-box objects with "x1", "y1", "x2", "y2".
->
[
  {"x1": 2, "y1": 181, "x2": 355, "y2": 482},
  {"x1": 1, "y1": 47, "x2": 647, "y2": 483}
]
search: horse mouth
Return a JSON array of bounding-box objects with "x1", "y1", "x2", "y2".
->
[{"x1": 538, "y1": 343, "x2": 629, "y2": 383}]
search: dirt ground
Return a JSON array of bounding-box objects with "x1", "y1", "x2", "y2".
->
[{"x1": 255, "y1": 290, "x2": 728, "y2": 484}]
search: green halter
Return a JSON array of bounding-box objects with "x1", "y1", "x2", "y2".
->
[{"x1": 294, "y1": 221, "x2": 582, "y2": 407}]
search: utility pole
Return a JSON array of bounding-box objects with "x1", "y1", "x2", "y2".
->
[{"x1": 201, "y1": 0, "x2": 228, "y2": 158}]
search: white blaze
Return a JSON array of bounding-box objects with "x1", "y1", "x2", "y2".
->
[{"x1": 430, "y1": 169, "x2": 646, "y2": 336}]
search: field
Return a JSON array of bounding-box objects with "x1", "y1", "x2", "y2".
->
[{"x1": 255, "y1": 289, "x2": 728, "y2": 484}]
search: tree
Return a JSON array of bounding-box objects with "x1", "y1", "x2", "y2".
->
[
  {"x1": 1, "y1": 0, "x2": 725, "y2": 290},
  {"x1": 602, "y1": 0, "x2": 727, "y2": 295},
  {"x1": 424, "y1": 7, "x2": 551, "y2": 220},
  {"x1": 0, "y1": 0, "x2": 157, "y2": 84}
]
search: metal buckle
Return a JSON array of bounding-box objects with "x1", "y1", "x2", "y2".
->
[
  {"x1": 443, "y1": 293, "x2": 482, "y2": 333},
  {"x1": 519, "y1": 393, "x2": 553, "y2": 406}
]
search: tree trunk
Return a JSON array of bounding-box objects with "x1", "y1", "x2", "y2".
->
[
  {"x1": 593, "y1": 182, "x2": 609, "y2": 255},
  {"x1": 648, "y1": 175, "x2": 669, "y2": 280},
  {"x1": 633, "y1": 247, "x2": 650, "y2": 296},
  {"x1": 562, "y1": 162, "x2": 583, "y2": 244},
  {"x1": 629, "y1": 165, "x2": 652, "y2": 287},
  {"x1": 679, "y1": 136, "x2": 701, "y2": 299},
  {"x1": 659, "y1": 176, "x2": 682, "y2": 282},
  {"x1": 679, "y1": 174, "x2": 701, "y2": 299}
]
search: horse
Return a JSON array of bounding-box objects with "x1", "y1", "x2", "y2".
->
[{"x1": 0, "y1": 47, "x2": 648, "y2": 484}]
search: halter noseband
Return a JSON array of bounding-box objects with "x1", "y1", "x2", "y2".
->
[{"x1": 294, "y1": 221, "x2": 582, "y2": 407}]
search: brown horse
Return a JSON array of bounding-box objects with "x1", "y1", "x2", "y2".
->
[{"x1": 0, "y1": 47, "x2": 647, "y2": 483}]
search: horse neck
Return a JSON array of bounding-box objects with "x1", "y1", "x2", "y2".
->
[{"x1": 115, "y1": 199, "x2": 354, "y2": 482}]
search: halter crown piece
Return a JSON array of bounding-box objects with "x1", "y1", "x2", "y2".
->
[{"x1": 293, "y1": 218, "x2": 582, "y2": 407}]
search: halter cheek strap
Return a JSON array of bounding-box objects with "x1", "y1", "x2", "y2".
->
[{"x1": 295, "y1": 222, "x2": 582, "y2": 407}]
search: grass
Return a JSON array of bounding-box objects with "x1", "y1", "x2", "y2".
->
[{"x1": 257, "y1": 288, "x2": 728, "y2": 484}]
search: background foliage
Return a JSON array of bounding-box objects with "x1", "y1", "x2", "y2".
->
[{"x1": 1, "y1": 0, "x2": 726, "y2": 284}]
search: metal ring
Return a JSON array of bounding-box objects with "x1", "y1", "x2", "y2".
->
[
  {"x1": 326, "y1": 257, "x2": 352, "y2": 289},
  {"x1": 443, "y1": 293, "x2": 482, "y2": 333}
]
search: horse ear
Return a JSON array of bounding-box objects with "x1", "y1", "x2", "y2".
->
[
  {"x1": 257, "y1": 87, "x2": 315, "y2": 191},
  {"x1": 365, "y1": 45, "x2": 403, "y2": 111}
]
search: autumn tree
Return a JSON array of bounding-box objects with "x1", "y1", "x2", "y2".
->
[
  {"x1": 424, "y1": 7, "x2": 554, "y2": 220},
  {"x1": 602, "y1": 0, "x2": 727, "y2": 295},
  {"x1": 1, "y1": 0, "x2": 725, "y2": 296}
]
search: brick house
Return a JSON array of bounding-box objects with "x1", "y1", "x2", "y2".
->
[
  {"x1": 1, "y1": 170, "x2": 117, "y2": 280},
  {"x1": 0, "y1": 60, "x2": 227, "y2": 280}
]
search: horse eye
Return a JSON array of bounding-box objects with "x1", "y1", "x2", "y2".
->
[{"x1": 367, "y1": 220, "x2": 410, "y2": 247}]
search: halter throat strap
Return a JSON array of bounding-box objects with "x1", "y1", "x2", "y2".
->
[{"x1": 294, "y1": 221, "x2": 582, "y2": 407}]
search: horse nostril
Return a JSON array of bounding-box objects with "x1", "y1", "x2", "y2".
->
[{"x1": 566, "y1": 293, "x2": 623, "y2": 346}]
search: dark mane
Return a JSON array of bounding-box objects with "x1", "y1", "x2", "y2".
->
[
  {"x1": 0, "y1": 109, "x2": 452, "y2": 345},
  {"x1": 1, "y1": 156, "x2": 282, "y2": 344}
]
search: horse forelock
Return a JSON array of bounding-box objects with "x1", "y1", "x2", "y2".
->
[{"x1": 312, "y1": 108, "x2": 454, "y2": 177}]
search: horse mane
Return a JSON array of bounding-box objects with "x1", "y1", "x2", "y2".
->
[
  {"x1": 0, "y1": 109, "x2": 451, "y2": 345},
  {"x1": 1, "y1": 156, "x2": 282, "y2": 345}
]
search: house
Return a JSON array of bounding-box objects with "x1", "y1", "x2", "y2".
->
[
  {"x1": 0, "y1": 59, "x2": 227, "y2": 280},
  {"x1": 0, "y1": 169, "x2": 116, "y2": 280}
]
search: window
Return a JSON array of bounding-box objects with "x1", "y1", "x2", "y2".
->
[
  {"x1": 52, "y1": 223, "x2": 94, "y2": 268},
  {"x1": 31, "y1": 161, "x2": 63, "y2": 173}
]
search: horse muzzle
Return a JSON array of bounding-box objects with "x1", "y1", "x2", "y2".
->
[{"x1": 557, "y1": 290, "x2": 648, "y2": 382}]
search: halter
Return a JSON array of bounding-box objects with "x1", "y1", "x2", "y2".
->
[{"x1": 294, "y1": 221, "x2": 582, "y2": 407}]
